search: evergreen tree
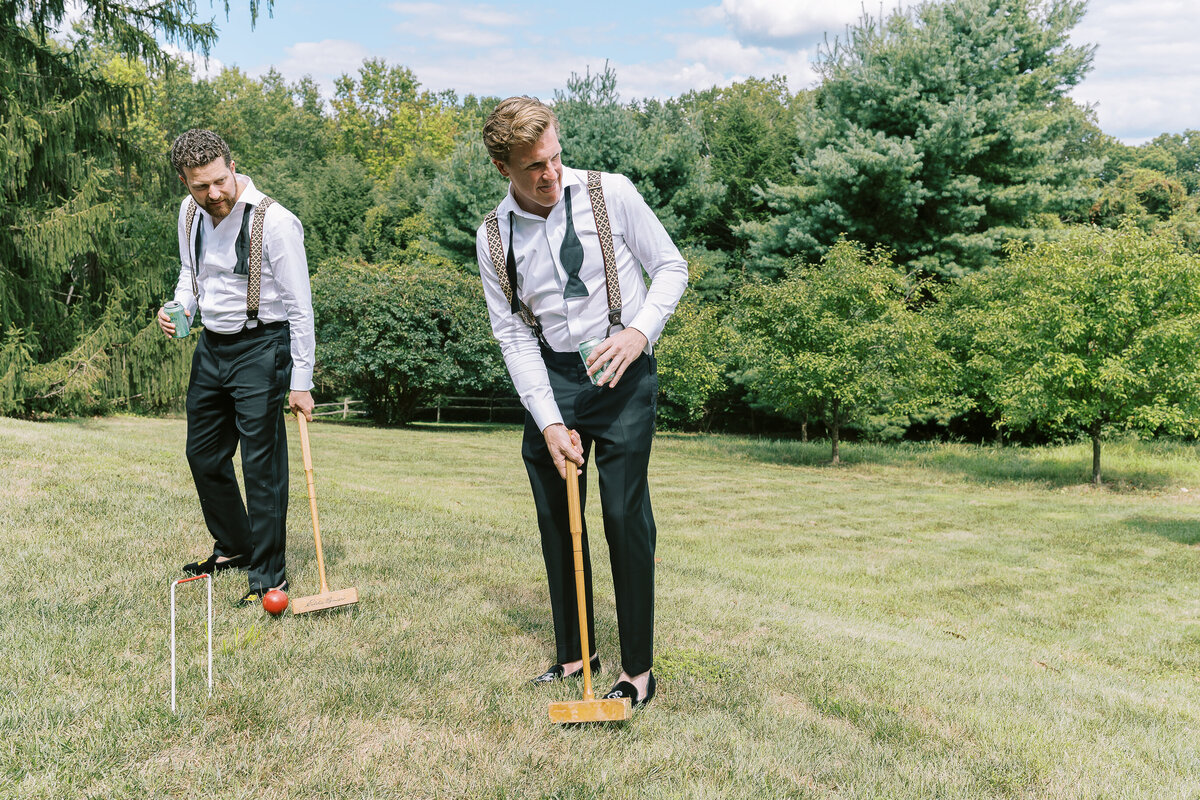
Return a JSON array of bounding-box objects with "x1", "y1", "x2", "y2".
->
[
  {"x1": 742, "y1": 0, "x2": 1101, "y2": 279},
  {"x1": 679, "y1": 77, "x2": 806, "y2": 252},
  {"x1": 0, "y1": 0, "x2": 270, "y2": 414},
  {"x1": 555, "y1": 64, "x2": 721, "y2": 244}
]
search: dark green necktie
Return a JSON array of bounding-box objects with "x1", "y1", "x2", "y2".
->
[{"x1": 560, "y1": 187, "x2": 588, "y2": 299}]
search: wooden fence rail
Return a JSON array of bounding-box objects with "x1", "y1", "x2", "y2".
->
[
  {"x1": 306, "y1": 396, "x2": 522, "y2": 423},
  {"x1": 420, "y1": 395, "x2": 523, "y2": 423},
  {"x1": 311, "y1": 398, "x2": 368, "y2": 419}
]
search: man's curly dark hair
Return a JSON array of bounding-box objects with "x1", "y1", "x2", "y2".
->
[{"x1": 169, "y1": 129, "x2": 232, "y2": 177}]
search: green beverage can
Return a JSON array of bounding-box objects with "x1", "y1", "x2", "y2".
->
[
  {"x1": 164, "y1": 301, "x2": 190, "y2": 338},
  {"x1": 577, "y1": 337, "x2": 611, "y2": 386}
]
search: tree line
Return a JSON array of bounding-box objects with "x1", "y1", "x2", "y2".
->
[{"x1": 3, "y1": 0, "x2": 1199, "y2": 481}]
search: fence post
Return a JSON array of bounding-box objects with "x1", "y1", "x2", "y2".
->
[{"x1": 342, "y1": 397, "x2": 349, "y2": 420}]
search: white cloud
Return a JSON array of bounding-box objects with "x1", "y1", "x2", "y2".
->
[
  {"x1": 663, "y1": 35, "x2": 819, "y2": 95},
  {"x1": 676, "y1": 35, "x2": 766, "y2": 73},
  {"x1": 390, "y1": 1, "x2": 521, "y2": 27},
  {"x1": 162, "y1": 43, "x2": 225, "y2": 80},
  {"x1": 1070, "y1": 0, "x2": 1200, "y2": 141},
  {"x1": 278, "y1": 39, "x2": 371, "y2": 77},
  {"x1": 458, "y1": 6, "x2": 523, "y2": 27},
  {"x1": 712, "y1": 0, "x2": 919, "y2": 47},
  {"x1": 401, "y1": 50, "x2": 591, "y2": 100},
  {"x1": 273, "y1": 39, "x2": 372, "y2": 99},
  {"x1": 432, "y1": 28, "x2": 508, "y2": 47}
]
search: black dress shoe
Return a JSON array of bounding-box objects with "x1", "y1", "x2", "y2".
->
[
  {"x1": 183, "y1": 553, "x2": 248, "y2": 576},
  {"x1": 531, "y1": 654, "x2": 601, "y2": 684},
  {"x1": 603, "y1": 671, "x2": 656, "y2": 707},
  {"x1": 237, "y1": 580, "x2": 289, "y2": 608}
]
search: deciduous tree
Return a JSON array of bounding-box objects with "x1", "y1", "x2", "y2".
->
[
  {"x1": 961, "y1": 225, "x2": 1200, "y2": 483},
  {"x1": 310, "y1": 257, "x2": 509, "y2": 425},
  {"x1": 736, "y1": 240, "x2": 950, "y2": 462}
]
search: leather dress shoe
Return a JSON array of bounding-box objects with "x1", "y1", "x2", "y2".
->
[
  {"x1": 237, "y1": 580, "x2": 289, "y2": 608},
  {"x1": 603, "y1": 671, "x2": 656, "y2": 707},
  {"x1": 531, "y1": 654, "x2": 600, "y2": 684},
  {"x1": 183, "y1": 553, "x2": 248, "y2": 576}
]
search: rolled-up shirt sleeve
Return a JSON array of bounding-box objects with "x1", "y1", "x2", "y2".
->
[
  {"x1": 476, "y1": 226, "x2": 563, "y2": 432},
  {"x1": 611, "y1": 175, "x2": 689, "y2": 346},
  {"x1": 267, "y1": 208, "x2": 315, "y2": 392}
]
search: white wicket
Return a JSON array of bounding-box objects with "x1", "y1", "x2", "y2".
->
[{"x1": 170, "y1": 573, "x2": 212, "y2": 712}]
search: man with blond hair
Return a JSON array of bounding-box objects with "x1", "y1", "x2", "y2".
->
[{"x1": 476, "y1": 96, "x2": 688, "y2": 708}]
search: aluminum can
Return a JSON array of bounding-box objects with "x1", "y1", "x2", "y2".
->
[
  {"x1": 164, "y1": 301, "x2": 190, "y2": 338},
  {"x1": 577, "y1": 337, "x2": 611, "y2": 386}
]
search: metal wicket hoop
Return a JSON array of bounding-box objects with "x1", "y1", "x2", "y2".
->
[{"x1": 170, "y1": 573, "x2": 212, "y2": 712}]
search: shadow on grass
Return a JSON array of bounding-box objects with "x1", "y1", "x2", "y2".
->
[
  {"x1": 662, "y1": 434, "x2": 1196, "y2": 492},
  {"x1": 1124, "y1": 517, "x2": 1200, "y2": 546}
]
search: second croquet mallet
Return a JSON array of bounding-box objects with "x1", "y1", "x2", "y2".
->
[
  {"x1": 291, "y1": 412, "x2": 359, "y2": 614},
  {"x1": 548, "y1": 464, "x2": 631, "y2": 723}
]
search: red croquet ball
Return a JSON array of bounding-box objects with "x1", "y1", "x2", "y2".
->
[{"x1": 262, "y1": 589, "x2": 288, "y2": 616}]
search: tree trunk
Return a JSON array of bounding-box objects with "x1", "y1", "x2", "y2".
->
[
  {"x1": 801, "y1": 416, "x2": 808, "y2": 443},
  {"x1": 830, "y1": 400, "x2": 840, "y2": 465},
  {"x1": 1091, "y1": 425, "x2": 1102, "y2": 485}
]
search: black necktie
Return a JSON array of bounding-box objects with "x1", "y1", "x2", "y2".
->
[
  {"x1": 199, "y1": 205, "x2": 255, "y2": 276},
  {"x1": 560, "y1": 188, "x2": 588, "y2": 299},
  {"x1": 232, "y1": 204, "x2": 253, "y2": 275}
]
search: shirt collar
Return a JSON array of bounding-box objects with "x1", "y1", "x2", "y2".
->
[
  {"x1": 497, "y1": 166, "x2": 584, "y2": 221},
  {"x1": 193, "y1": 174, "x2": 263, "y2": 222}
]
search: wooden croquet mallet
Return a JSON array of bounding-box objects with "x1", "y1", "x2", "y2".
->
[
  {"x1": 292, "y1": 412, "x2": 359, "y2": 615},
  {"x1": 548, "y1": 463, "x2": 631, "y2": 723}
]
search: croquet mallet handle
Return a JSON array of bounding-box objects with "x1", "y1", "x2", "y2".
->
[
  {"x1": 295, "y1": 412, "x2": 331, "y2": 594},
  {"x1": 565, "y1": 464, "x2": 595, "y2": 701}
]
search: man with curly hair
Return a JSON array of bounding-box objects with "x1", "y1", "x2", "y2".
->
[{"x1": 157, "y1": 129, "x2": 315, "y2": 606}]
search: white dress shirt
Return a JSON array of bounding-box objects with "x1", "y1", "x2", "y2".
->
[
  {"x1": 476, "y1": 166, "x2": 689, "y2": 431},
  {"x1": 174, "y1": 175, "x2": 315, "y2": 391}
]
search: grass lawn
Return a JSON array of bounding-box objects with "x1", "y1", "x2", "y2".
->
[{"x1": 3, "y1": 416, "x2": 1200, "y2": 798}]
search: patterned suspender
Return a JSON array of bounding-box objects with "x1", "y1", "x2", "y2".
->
[
  {"x1": 245, "y1": 197, "x2": 274, "y2": 322},
  {"x1": 585, "y1": 171, "x2": 623, "y2": 334},
  {"x1": 184, "y1": 199, "x2": 200, "y2": 302},
  {"x1": 483, "y1": 171, "x2": 623, "y2": 339},
  {"x1": 184, "y1": 196, "x2": 276, "y2": 325},
  {"x1": 483, "y1": 209, "x2": 544, "y2": 342}
]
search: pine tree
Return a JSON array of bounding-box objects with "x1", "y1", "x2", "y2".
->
[
  {"x1": 742, "y1": 0, "x2": 1102, "y2": 279},
  {"x1": 0, "y1": 1, "x2": 268, "y2": 415}
]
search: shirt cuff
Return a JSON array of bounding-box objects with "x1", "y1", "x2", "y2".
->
[
  {"x1": 290, "y1": 368, "x2": 314, "y2": 392},
  {"x1": 529, "y1": 396, "x2": 563, "y2": 433},
  {"x1": 628, "y1": 309, "x2": 667, "y2": 348}
]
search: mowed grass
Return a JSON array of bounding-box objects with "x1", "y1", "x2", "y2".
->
[{"x1": 3, "y1": 417, "x2": 1200, "y2": 799}]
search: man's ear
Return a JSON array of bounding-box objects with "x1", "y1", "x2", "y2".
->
[{"x1": 492, "y1": 158, "x2": 510, "y2": 179}]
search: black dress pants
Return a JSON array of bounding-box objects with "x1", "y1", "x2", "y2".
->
[
  {"x1": 185, "y1": 323, "x2": 291, "y2": 592},
  {"x1": 522, "y1": 347, "x2": 658, "y2": 676}
]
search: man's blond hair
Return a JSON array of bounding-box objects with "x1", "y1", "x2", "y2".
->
[{"x1": 482, "y1": 96, "x2": 559, "y2": 164}]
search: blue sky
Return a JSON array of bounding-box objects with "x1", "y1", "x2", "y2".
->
[{"x1": 172, "y1": 0, "x2": 1198, "y2": 144}]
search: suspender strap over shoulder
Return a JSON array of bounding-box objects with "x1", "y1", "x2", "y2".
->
[
  {"x1": 586, "y1": 171, "x2": 623, "y2": 334},
  {"x1": 184, "y1": 198, "x2": 200, "y2": 302},
  {"x1": 246, "y1": 197, "x2": 274, "y2": 322},
  {"x1": 184, "y1": 195, "x2": 276, "y2": 326},
  {"x1": 484, "y1": 209, "x2": 545, "y2": 344},
  {"x1": 483, "y1": 171, "x2": 624, "y2": 341}
]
